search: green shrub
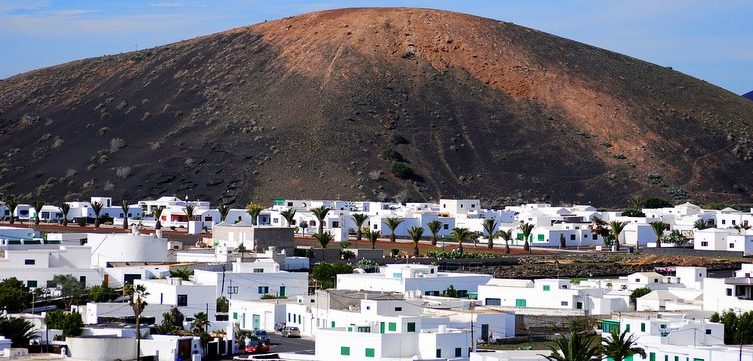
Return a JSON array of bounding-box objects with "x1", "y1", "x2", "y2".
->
[
  {"x1": 380, "y1": 148, "x2": 405, "y2": 162},
  {"x1": 390, "y1": 162, "x2": 413, "y2": 179},
  {"x1": 644, "y1": 197, "x2": 671, "y2": 209},
  {"x1": 621, "y1": 209, "x2": 645, "y2": 217}
]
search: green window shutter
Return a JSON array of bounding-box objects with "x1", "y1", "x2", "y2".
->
[
  {"x1": 649, "y1": 352, "x2": 656, "y2": 361},
  {"x1": 537, "y1": 234, "x2": 545, "y2": 241},
  {"x1": 380, "y1": 322, "x2": 385, "y2": 334},
  {"x1": 331, "y1": 321, "x2": 336, "y2": 327},
  {"x1": 388, "y1": 322, "x2": 397, "y2": 332},
  {"x1": 515, "y1": 299, "x2": 527, "y2": 307},
  {"x1": 340, "y1": 346, "x2": 350, "y2": 356},
  {"x1": 543, "y1": 285, "x2": 550, "y2": 291},
  {"x1": 232, "y1": 312, "x2": 238, "y2": 320},
  {"x1": 665, "y1": 356, "x2": 669, "y2": 361},
  {"x1": 625, "y1": 324, "x2": 630, "y2": 332},
  {"x1": 641, "y1": 323, "x2": 646, "y2": 332},
  {"x1": 407, "y1": 322, "x2": 416, "y2": 332},
  {"x1": 516, "y1": 233, "x2": 524, "y2": 240},
  {"x1": 365, "y1": 348, "x2": 375, "y2": 358}
]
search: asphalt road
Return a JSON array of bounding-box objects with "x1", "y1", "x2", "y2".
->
[{"x1": 223, "y1": 334, "x2": 314, "y2": 360}]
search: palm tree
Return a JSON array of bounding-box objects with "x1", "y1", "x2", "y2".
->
[
  {"x1": 649, "y1": 221, "x2": 669, "y2": 248},
  {"x1": 4, "y1": 197, "x2": 18, "y2": 224},
  {"x1": 602, "y1": 329, "x2": 646, "y2": 361},
  {"x1": 59, "y1": 202, "x2": 70, "y2": 226},
  {"x1": 245, "y1": 203, "x2": 264, "y2": 225},
  {"x1": 184, "y1": 204, "x2": 196, "y2": 223},
  {"x1": 121, "y1": 200, "x2": 130, "y2": 229},
  {"x1": 151, "y1": 206, "x2": 165, "y2": 230},
  {"x1": 128, "y1": 284, "x2": 149, "y2": 361},
  {"x1": 364, "y1": 227, "x2": 381, "y2": 249},
  {"x1": 693, "y1": 219, "x2": 714, "y2": 230},
  {"x1": 407, "y1": 226, "x2": 424, "y2": 257},
  {"x1": 734, "y1": 223, "x2": 751, "y2": 235},
  {"x1": 497, "y1": 229, "x2": 513, "y2": 254},
  {"x1": 352, "y1": 213, "x2": 369, "y2": 241},
  {"x1": 519, "y1": 223, "x2": 535, "y2": 253},
  {"x1": 483, "y1": 218, "x2": 497, "y2": 249},
  {"x1": 609, "y1": 221, "x2": 628, "y2": 251},
  {"x1": 313, "y1": 232, "x2": 334, "y2": 250},
  {"x1": 589, "y1": 215, "x2": 611, "y2": 241},
  {"x1": 191, "y1": 312, "x2": 210, "y2": 334},
  {"x1": 427, "y1": 220, "x2": 443, "y2": 246},
  {"x1": 32, "y1": 200, "x2": 45, "y2": 227},
  {"x1": 280, "y1": 209, "x2": 297, "y2": 227},
  {"x1": 384, "y1": 217, "x2": 404, "y2": 243},
  {"x1": 92, "y1": 201, "x2": 104, "y2": 228},
  {"x1": 450, "y1": 227, "x2": 472, "y2": 253},
  {"x1": 299, "y1": 222, "x2": 309, "y2": 236},
  {"x1": 217, "y1": 204, "x2": 231, "y2": 222},
  {"x1": 627, "y1": 195, "x2": 644, "y2": 210},
  {"x1": 541, "y1": 330, "x2": 602, "y2": 361},
  {"x1": 311, "y1": 206, "x2": 331, "y2": 234}
]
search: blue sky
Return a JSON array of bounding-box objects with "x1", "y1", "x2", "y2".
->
[{"x1": 1, "y1": 1, "x2": 751, "y2": 94}]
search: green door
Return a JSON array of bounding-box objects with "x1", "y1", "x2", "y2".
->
[
  {"x1": 380, "y1": 322, "x2": 385, "y2": 334},
  {"x1": 252, "y1": 314, "x2": 260, "y2": 330},
  {"x1": 625, "y1": 356, "x2": 633, "y2": 361},
  {"x1": 279, "y1": 286, "x2": 286, "y2": 298}
]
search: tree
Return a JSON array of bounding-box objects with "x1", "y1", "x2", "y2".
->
[
  {"x1": 519, "y1": 223, "x2": 535, "y2": 253},
  {"x1": 643, "y1": 197, "x2": 671, "y2": 209},
  {"x1": 621, "y1": 209, "x2": 645, "y2": 217},
  {"x1": 559, "y1": 233, "x2": 567, "y2": 249},
  {"x1": 497, "y1": 229, "x2": 513, "y2": 254},
  {"x1": 32, "y1": 200, "x2": 45, "y2": 227},
  {"x1": 541, "y1": 330, "x2": 602, "y2": 361},
  {"x1": 450, "y1": 227, "x2": 472, "y2": 253},
  {"x1": 589, "y1": 215, "x2": 611, "y2": 242},
  {"x1": 313, "y1": 232, "x2": 334, "y2": 250},
  {"x1": 89, "y1": 285, "x2": 116, "y2": 302},
  {"x1": 311, "y1": 206, "x2": 331, "y2": 234},
  {"x1": 127, "y1": 284, "x2": 149, "y2": 361},
  {"x1": 121, "y1": 200, "x2": 130, "y2": 229},
  {"x1": 216, "y1": 297, "x2": 229, "y2": 313},
  {"x1": 44, "y1": 310, "x2": 83, "y2": 339},
  {"x1": 442, "y1": 285, "x2": 459, "y2": 298},
  {"x1": 384, "y1": 217, "x2": 404, "y2": 243},
  {"x1": 217, "y1": 204, "x2": 231, "y2": 222},
  {"x1": 92, "y1": 201, "x2": 104, "y2": 228},
  {"x1": 629, "y1": 287, "x2": 652, "y2": 307},
  {"x1": 169, "y1": 267, "x2": 192, "y2": 281},
  {"x1": 299, "y1": 222, "x2": 309, "y2": 236},
  {"x1": 427, "y1": 220, "x2": 443, "y2": 246},
  {"x1": 602, "y1": 329, "x2": 646, "y2": 361},
  {"x1": 4, "y1": 196, "x2": 18, "y2": 224},
  {"x1": 184, "y1": 204, "x2": 196, "y2": 222},
  {"x1": 649, "y1": 221, "x2": 669, "y2": 248},
  {"x1": 52, "y1": 274, "x2": 86, "y2": 309},
  {"x1": 311, "y1": 263, "x2": 353, "y2": 289},
  {"x1": 151, "y1": 206, "x2": 165, "y2": 229},
  {"x1": 483, "y1": 218, "x2": 497, "y2": 249},
  {"x1": 191, "y1": 312, "x2": 210, "y2": 334},
  {"x1": 627, "y1": 195, "x2": 644, "y2": 210},
  {"x1": 364, "y1": 227, "x2": 381, "y2": 249},
  {"x1": 711, "y1": 309, "x2": 753, "y2": 345},
  {"x1": 59, "y1": 202, "x2": 70, "y2": 226},
  {"x1": 154, "y1": 307, "x2": 184, "y2": 335},
  {"x1": 0, "y1": 277, "x2": 32, "y2": 312},
  {"x1": 693, "y1": 219, "x2": 714, "y2": 230},
  {"x1": 663, "y1": 230, "x2": 689, "y2": 247},
  {"x1": 280, "y1": 209, "x2": 297, "y2": 227},
  {"x1": 734, "y1": 223, "x2": 751, "y2": 235},
  {"x1": 245, "y1": 203, "x2": 265, "y2": 226},
  {"x1": 352, "y1": 213, "x2": 369, "y2": 241},
  {"x1": 407, "y1": 226, "x2": 424, "y2": 257},
  {"x1": 0, "y1": 316, "x2": 36, "y2": 347},
  {"x1": 608, "y1": 221, "x2": 628, "y2": 251}
]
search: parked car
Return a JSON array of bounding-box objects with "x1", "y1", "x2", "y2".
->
[
  {"x1": 253, "y1": 329, "x2": 270, "y2": 344},
  {"x1": 244, "y1": 340, "x2": 270, "y2": 354},
  {"x1": 274, "y1": 322, "x2": 286, "y2": 332},
  {"x1": 281, "y1": 326, "x2": 301, "y2": 338}
]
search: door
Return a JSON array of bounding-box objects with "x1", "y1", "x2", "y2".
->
[
  {"x1": 279, "y1": 286, "x2": 286, "y2": 298},
  {"x1": 252, "y1": 314, "x2": 261, "y2": 330},
  {"x1": 481, "y1": 324, "x2": 489, "y2": 342},
  {"x1": 380, "y1": 322, "x2": 385, "y2": 334}
]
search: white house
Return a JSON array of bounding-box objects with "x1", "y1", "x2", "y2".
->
[
  {"x1": 88, "y1": 233, "x2": 170, "y2": 268},
  {"x1": 693, "y1": 228, "x2": 736, "y2": 251},
  {"x1": 134, "y1": 277, "x2": 218, "y2": 321},
  {"x1": 336, "y1": 264, "x2": 492, "y2": 296},
  {"x1": 0, "y1": 245, "x2": 102, "y2": 288},
  {"x1": 192, "y1": 262, "x2": 308, "y2": 301}
]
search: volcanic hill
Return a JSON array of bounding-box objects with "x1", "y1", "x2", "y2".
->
[
  {"x1": 744, "y1": 91, "x2": 753, "y2": 101},
  {"x1": 1, "y1": 8, "x2": 753, "y2": 207}
]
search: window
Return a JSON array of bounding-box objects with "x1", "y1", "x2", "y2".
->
[
  {"x1": 654, "y1": 279, "x2": 659, "y2": 283},
  {"x1": 705, "y1": 329, "x2": 711, "y2": 335},
  {"x1": 665, "y1": 356, "x2": 669, "y2": 361},
  {"x1": 730, "y1": 243, "x2": 735, "y2": 248},
  {"x1": 543, "y1": 285, "x2": 551, "y2": 291},
  {"x1": 436, "y1": 349, "x2": 441, "y2": 358},
  {"x1": 649, "y1": 352, "x2": 656, "y2": 361},
  {"x1": 366, "y1": 306, "x2": 370, "y2": 310},
  {"x1": 660, "y1": 324, "x2": 666, "y2": 329},
  {"x1": 560, "y1": 301, "x2": 568, "y2": 306},
  {"x1": 722, "y1": 220, "x2": 726, "y2": 225},
  {"x1": 233, "y1": 312, "x2": 238, "y2": 320},
  {"x1": 407, "y1": 322, "x2": 416, "y2": 332},
  {"x1": 253, "y1": 268, "x2": 264, "y2": 273},
  {"x1": 701, "y1": 241, "x2": 708, "y2": 247},
  {"x1": 443, "y1": 224, "x2": 449, "y2": 230},
  {"x1": 392, "y1": 273, "x2": 402, "y2": 279},
  {"x1": 27, "y1": 280, "x2": 37, "y2": 288},
  {"x1": 733, "y1": 220, "x2": 737, "y2": 225},
  {"x1": 515, "y1": 299, "x2": 527, "y2": 307},
  {"x1": 641, "y1": 323, "x2": 646, "y2": 332},
  {"x1": 272, "y1": 218, "x2": 279, "y2": 224},
  {"x1": 331, "y1": 321, "x2": 335, "y2": 327},
  {"x1": 332, "y1": 221, "x2": 339, "y2": 228},
  {"x1": 394, "y1": 307, "x2": 402, "y2": 311},
  {"x1": 204, "y1": 216, "x2": 213, "y2": 221},
  {"x1": 287, "y1": 202, "x2": 293, "y2": 207},
  {"x1": 287, "y1": 313, "x2": 291, "y2": 322},
  {"x1": 537, "y1": 234, "x2": 545, "y2": 241},
  {"x1": 570, "y1": 234, "x2": 576, "y2": 240},
  {"x1": 455, "y1": 347, "x2": 462, "y2": 357},
  {"x1": 357, "y1": 326, "x2": 371, "y2": 333},
  {"x1": 177, "y1": 294, "x2": 188, "y2": 306},
  {"x1": 388, "y1": 322, "x2": 397, "y2": 332},
  {"x1": 24, "y1": 259, "x2": 35, "y2": 265},
  {"x1": 340, "y1": 346, "x2": 350, "y2": 356},
  {"x1": 365, "y1": 348, "x2": 374, "y2": 358},
  {"x1": 516, "y1": 233, "x2": 524, "y2": 240},
  {"x1": 471, "y1": 204, "x2": 475, "y2": 208},
  {"x1": 625, "y1": 324, "x2": 630, "y2": 332},
  {"x1": 635, "y1": 278, "x2": 640, "y2": 282},
  {"x1": 727, "y1": 289, "x2": 733, "y2": 296},
  {"x1": 258, "y1": 286, "x2": 269, "y2": 294},
  {"x1": 593, "y1": 234, "x2": 598, "y2": 240}
]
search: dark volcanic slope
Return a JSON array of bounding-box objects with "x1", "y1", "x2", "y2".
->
[{"x1": 1, "y1": 8, "x2": 753, "y2": 207}]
